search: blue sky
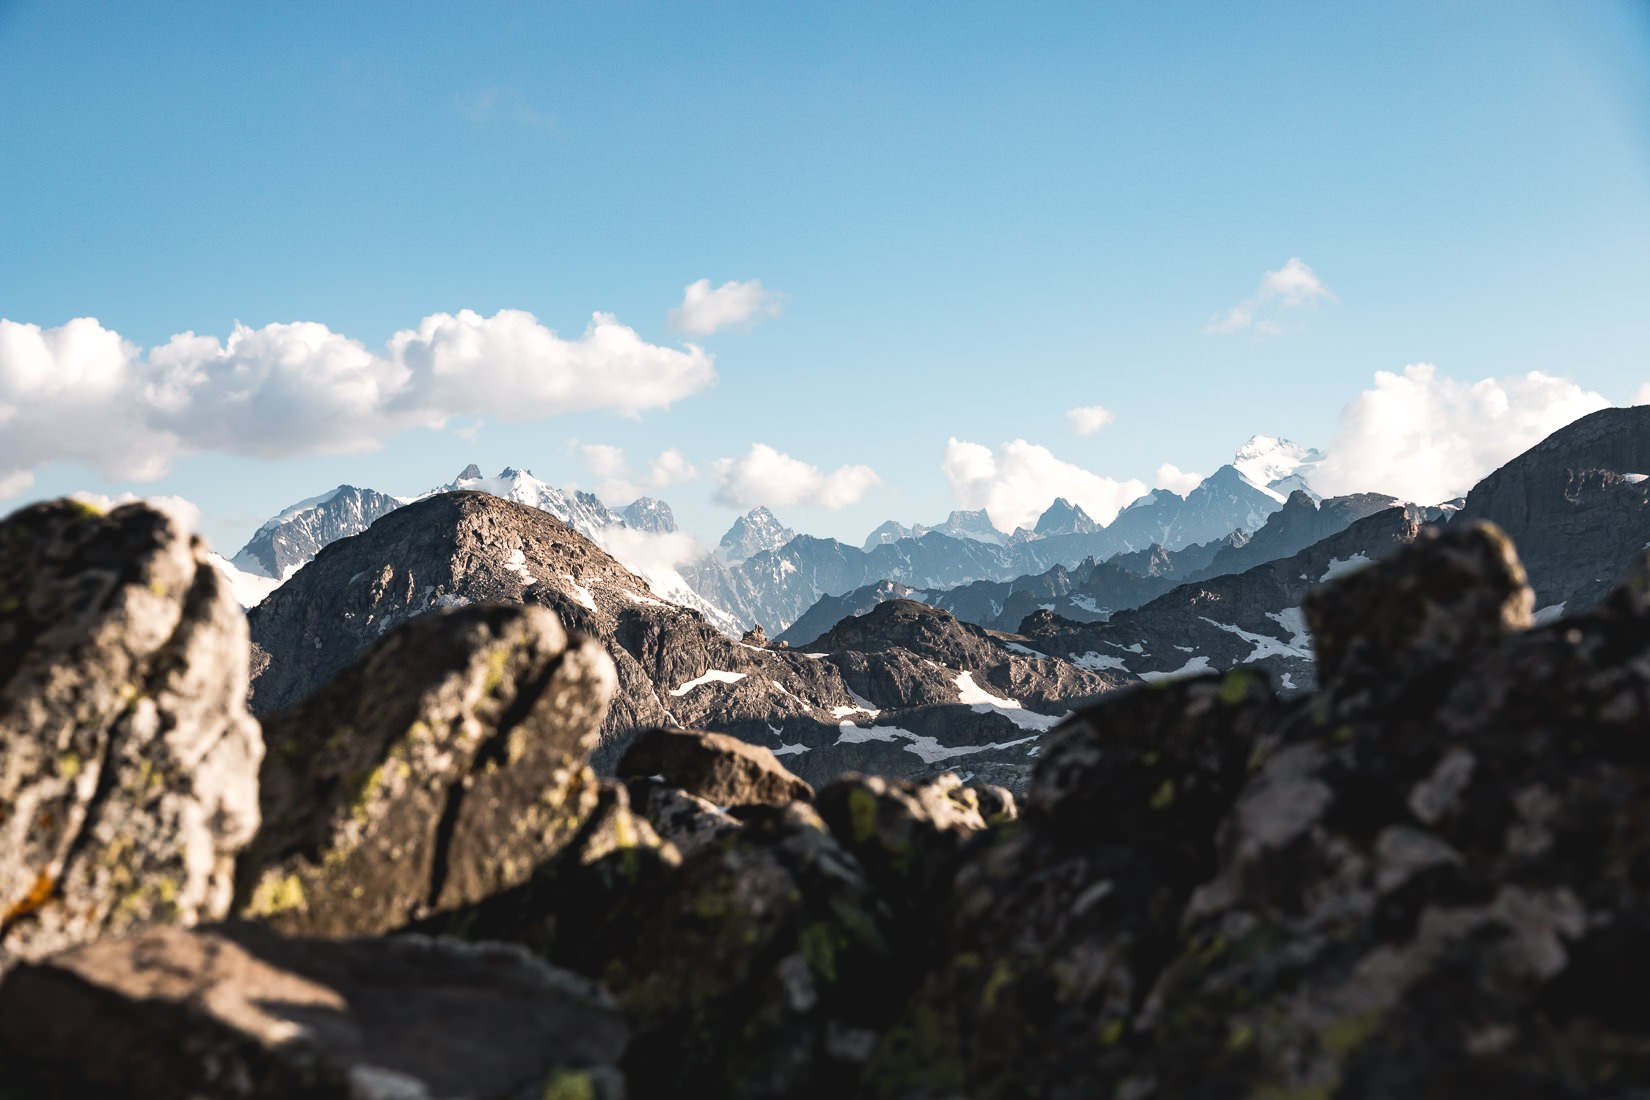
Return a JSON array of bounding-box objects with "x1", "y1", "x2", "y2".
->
[{"x1": 2, "y1": 1, "x2": 1648, "y2": 555}]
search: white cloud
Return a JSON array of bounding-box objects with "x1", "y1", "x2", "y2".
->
[
  {"x1": 1154, "y1": 463, "x2": 1205, "y2": 497},
  {"x1": 1066, "y1": 405, "x2": 1116, "y2": 435},
  {"x1": 1631, "y1": 382, "x2": 1650, "y2": 406},
  {"x1": 1314, "y1": 363, "x2": 1612, "y2": 503},
  {"x1": 1205, "y1": 257, "x2": 1336, "y2": 335},
  {"x1": 941, "y1": 438, "x2": 1148, "y2": 533},
  {"x1": 668, "y1": 279, "x2": 784, "y2": 336},
  {"x1": 713, "y1": 444, "x2": 880, "y2": 510},
  {"x1": 578, "y1": 444, "x2": 700, "y2": 503},
  {"x1": 0, "y1": 310, "x2": 716, "y2": 493}
]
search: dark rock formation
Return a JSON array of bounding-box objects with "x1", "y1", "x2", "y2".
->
[
  {"x1": 238, "y1": 604, "x2": 616, "y2": 937},
  {"x1": 0, "y1": 924, "x2": 627, "y2": 1099},
  {"x1": 0, "y1": 500, "x2": 262, "y2": 970},
  {"x1": 617, "y1": 727, "x2": 814, "y2": 807},
  {"x1": 1454, "y1": 403, "x2": 1650, "y2": 612}
]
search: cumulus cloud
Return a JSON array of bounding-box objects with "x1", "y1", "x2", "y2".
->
[
  {"x1": 0, "y1": 310, "x2": 715, "y2": 495},
  {"x1": 941, "y1": 438, "x2": 1148, "y2": 533},
  {"x1": 1154, "y1": 463, "x2": 1205, "y2": 497},
  {"x1": 668, "y1": 279, "x2": 784, "y2": 336},
  {"x1": 1205, "y1": 257, "x2": 1336, "y2": 335},
  {"x1": 1066, "y1": 405, "x2": 1116, "y2": 436},
  {"x1": 578, "y1": 444, "x2": 700, "y2": 503},
  {"x1": 1314, "y1": 363, "x2": 1612, "y2": 503},
  {"x1": 713, "y1": 444, "x2": 880, "y2": 510}
]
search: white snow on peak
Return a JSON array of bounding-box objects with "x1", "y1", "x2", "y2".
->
[
  {"x1": 1071, "y1": 651, "x2": 1130, "y2": 672},
  {"x1": 209, "y1": 553, "x2": 283, "y2": 609},
  {"x1": 1531, "y1": 602, "x2": 1567, "y2": 626},
  {"x1": 1199, "y1": 616, "x2": 1312, "y2": 663},
  {"x1": 502, "y1": 548, "x2": 531, "y2": 579},
  {"x1": 831, "y1": 722, "x2": 1039, "y2": 764},
  {"x1": 1624, "y1": 473, "x2": 1648, "y2": 484},
  {"x1": 1139, "y1": 655, "x2": 1215, "y2": 682},
  {"x1": 561, "y1": 573, "x2": 598, "y2": 611},
  {"x1": 1320, "y1": 554, "x2": 1373, "y2": 582},
  {"x1": 1267, "y1": 607, "x2": 1312, "y2": 653},
  {"x1": 1232, "y1": 436, "x2": 1325, "y2": 494},
  {"x1": 255, "y1": 486, "x2": 348, "y2": 534},
  {"x1": 669, "y1": 669, "x2": 747, "y2": 696},
  {"x1": 953, "y1": 670, "x2": 1065, "y2": 731}
]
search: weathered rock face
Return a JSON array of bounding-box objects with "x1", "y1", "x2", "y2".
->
[
  {"x1": 869, "y1": 669, "x2": 1278, "y2": 1098},
  {"x1": 238, "y1": 603, "x2": 616, "y2": 937},
  {"x1": 0, "y1": 924, "x2": 628, "y2": 1100},
  {"x1": 617, "y1": 727, "x2": 815, "y2": 808},
  {"x1": 1454, "y1": 404, "x2": 1650, "y2": 613},
  {"x1": 874, "y1": 528, "x2": 1650, "y2": 1099},
  {"x1": 0, "y1": 500, "x2": 263, "y2": 970}
]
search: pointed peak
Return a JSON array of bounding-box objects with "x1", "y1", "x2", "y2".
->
[{"x1": 455, "y1": 463, "x2": 482, "y2": 482}]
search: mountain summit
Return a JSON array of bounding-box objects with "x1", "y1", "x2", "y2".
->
[{"x1": 715, "y1": 506, "x2": 796, "y2": 565}]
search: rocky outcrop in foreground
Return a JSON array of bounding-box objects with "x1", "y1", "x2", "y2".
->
[
  {"x1": 0, "y1": 500, "x2": 262, "y2": 970},
  {"x1": 4, "y1": 498, "x2": 1650, "y2": 1097}
]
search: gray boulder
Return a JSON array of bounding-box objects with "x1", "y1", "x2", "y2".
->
[
  {"x1": 0, "y1": 499, "x2": 262, "y2": 970},
  {"x1": 0, "y1": 923, "x2": 627, "y2": 1099},
  {"x1": 237, "y1": 603, "x2": 616, "y2": 937}
]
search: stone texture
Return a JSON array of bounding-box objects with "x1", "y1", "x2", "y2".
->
[
  {"x1": 236, "y1": 603, "x2": 616, "y2": 937},
  {"x1": 0, "y1": 923, "x2": 627, "y2": 1099},
  {"x1": 0, "y1": 500, "x2": 262, "y2": 970},
  {"x1": 617, "y1": 726, "x2": 814, "y2": 807}
]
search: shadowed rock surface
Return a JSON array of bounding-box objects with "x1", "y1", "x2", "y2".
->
[
  {"x1": 0, "y1": 924, "x2": 627, "y2": 1100},
  {"x1": 237, "y1": 603, "x2": 617, "y2": 937},
  {"x1": 617, "y1": 727, "x2": 815, "y2": 807},
  {"x1": 0, "y1": 500, "x2": 262, "y2": 971}
]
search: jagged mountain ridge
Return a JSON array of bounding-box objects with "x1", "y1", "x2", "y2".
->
[
  {"x1": 247, "y1": 492, "x2": 1131, "y2": 790},
  {"x1": 231, "y1": 485, "x2": 406, "y2": 580},
  {"x1": 776, "y1": 490, "x2": 1397, "y2": 645}
]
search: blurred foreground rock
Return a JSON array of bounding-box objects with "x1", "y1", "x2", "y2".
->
[{"x1": 0, "y1": 500, "x2": 262, "y2": 970}]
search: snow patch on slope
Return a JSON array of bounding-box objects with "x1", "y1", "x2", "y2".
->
[{"x1": 669, "y1": 669, "x2": 747, "y2": 696}]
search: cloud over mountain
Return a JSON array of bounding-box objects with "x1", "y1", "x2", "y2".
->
[
  {"x1": 668, "y1": 278, "x2": 784, "y2": 336},
  {"x1": 942, "y1": 438, "x2": 1148, "y2": 533},
  {"x1": 713, "y1": 444, "x2": 879, "y2": 510},
  {"x1": 1314, "y1": 363, "x2": 1611, "y2": 503},
  {"x1": 0, "y1": 311, "x2": 715, "y2": 495},
  {"x1": 578, "y1": 444, "x2": 699, "y2": 503}
]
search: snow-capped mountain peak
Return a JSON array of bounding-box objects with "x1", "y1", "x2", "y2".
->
[
  {"x1": 716, "y1": 506, "x2": 796, "y2": 565},
  {"x1": 1232, "y1": 435, "x2": 1325, "y2": 499},
  {"x1": 433, "y1": 466, "x2": 622, "y2": 541}
]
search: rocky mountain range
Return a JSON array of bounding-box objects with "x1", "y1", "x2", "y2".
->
[
  {"x1": 1014, "y1": 405, "x2": 1650, "y2": 694},
  {"x1": 225, "y1": 436, "x2": 1325, "y2": 634},
  {"x1": 7, "y1": 487, "x2": 1650, "y2": 1096},
  {"x1": 775, "y1": 489, "x2": 1405, "y2": 645},
  {"x1": 246, "y1": 491, "x2": 1129, "y2": 791}
]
